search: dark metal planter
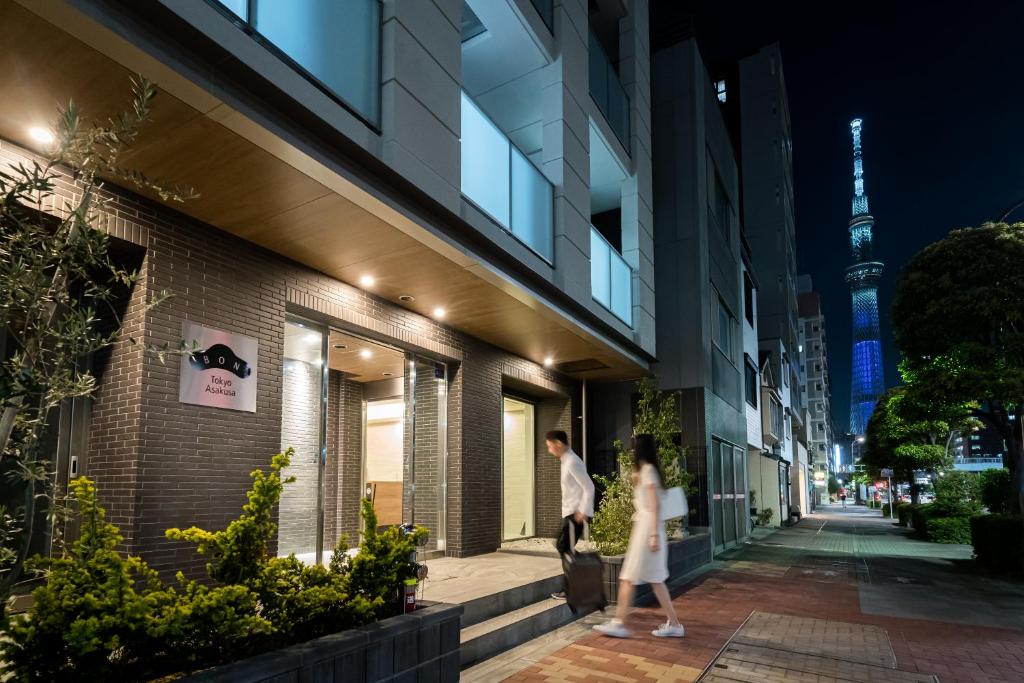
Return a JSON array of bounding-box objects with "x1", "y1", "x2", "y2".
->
[
  {"x1": 182, "y1": 602, "x2": 463, "y2": 683},
  {"x1": 600, "y1": 533, "x2": 712, "y2": 605}
]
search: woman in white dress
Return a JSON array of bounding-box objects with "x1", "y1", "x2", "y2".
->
[{"x1": 593, "y1": 433, "x2": 684, "y2": 638}]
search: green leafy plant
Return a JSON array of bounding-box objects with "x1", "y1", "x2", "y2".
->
[
  {"x1": 978, "y1": 468, "x2": 1013, "y2": 514},
  {"x1": 827, "y1": 475, "x2": 839, "y2": 496},
  {"x1": 591, "y1": 379, "x2": 696, "y2": 556},
  {"x1": 0, "y1": 76, "x2": 196, "y2": 600},
  {"x1": 346, "y1": 498, "x2": 427, "y2": 617},
  {"x1": 896, "y1": 502, "x2": 914, "y2": 527},
  {"x1": 2, "y1": 451, "x2": 427, "y2": 680},
  {"x1": 0, "y1": 478, "x2": 268, "y2": 681},
  {"x1": 925, "y1": 516, "x2": 972, "y2": 544},
  {"x1": 756, "y1": 508, "x2": 774, "y2": 526},
  {"x1": 892, "y1": 222, "x2": 1024, "y2": 515},
  {"x1": 166, "y1": 449, "x2": 293, "y2": 586},
  {"x1": 934, "y1": 470, "x2": 981, "y2": 518}
]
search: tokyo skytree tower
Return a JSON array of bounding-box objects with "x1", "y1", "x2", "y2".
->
[{"x1": 845, "y1": 118, "x2": 885, "y2": 434}]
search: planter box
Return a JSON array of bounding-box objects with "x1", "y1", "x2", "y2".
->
[
  {"x1": 600, "y1": 533, "x2": 712, "y2": 605},
  {"x1": 183, "y1": 602, "x2": 462, "y2": 683}
]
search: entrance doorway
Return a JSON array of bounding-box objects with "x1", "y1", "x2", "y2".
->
[
  {"x1": 278, "y1": 318, "x2": 447, "y2": 563},
  {"x1": 502, "y1": 397, "x2": 535, "y2": 541},
  {"x1": 711, "y1": 438, "x2": 748, "y2": 551}
]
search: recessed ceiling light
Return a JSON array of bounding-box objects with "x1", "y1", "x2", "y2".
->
[
  {"x1": 398, "y1": 295, "x2": 415, "y2": 303},
  {"x1": 332, "y1": 343, "x2": 347, "y2": 350},
  {"x1": 359, "y1": 349, "x2": 373, "y2": 359},
  {"x1": 29, "y1": 127, "x2": 54, "y2": 144},
  {"x1": 543, "y1": 357, "x2": 554, "y2": 367},
  {"x1": 433, "y1": 307, "x2": 446, "y2": 319},
  {"x1": 359, "y1": 275, "x2": 375, "y2": 287}
]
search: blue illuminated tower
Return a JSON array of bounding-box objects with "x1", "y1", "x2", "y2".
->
[{"x1": 845, "y1": 118, "x2": 885, "y2": 434}]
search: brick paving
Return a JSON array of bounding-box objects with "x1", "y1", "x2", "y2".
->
[{"x1": 481, "y1": 505, "x2": 1024, "y2": 683}]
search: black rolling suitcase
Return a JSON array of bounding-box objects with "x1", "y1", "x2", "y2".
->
[{"x1": 563, "y1": 524, "x2": 606, "y2": 614}]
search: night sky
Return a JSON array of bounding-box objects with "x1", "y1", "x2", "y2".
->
[{"x1": 653, "y1": 0, "x2": 1024, "y2": 432}]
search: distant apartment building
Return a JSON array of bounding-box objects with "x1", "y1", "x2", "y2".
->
[
  {"x1": 798, "y1": 276, "x2": 835, "y2": 505},
  {"x1": 952, "y1": 425, "x2": 1005, "y2": 472},
  {"x1": 0, "y1": 0, "x2": 657, "y2": 574},
  {"x1": 724, "y1": 43, "x2": 807, "y2": 519},
  {"x1": 645, "y1": 35, "x2": 750, "y2": 552}
]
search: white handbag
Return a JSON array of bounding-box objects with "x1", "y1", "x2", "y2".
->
[{"x1": 660, "y1": 486, "x2": 688, "y2": 521}]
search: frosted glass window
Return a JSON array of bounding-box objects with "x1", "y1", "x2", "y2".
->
[
  {"x1": 254, "y1": 0, "x2": 380, "y2": 124},
  {"x1": 461, "y1": 93, "x2": 510, "y2": 226},
  {"x1": 610, "y1": 251, "x2": 631, "y2": 324},
  {"x1": 591, "y1": 229, "x2": 610, "y2": 308},
  {"x1": 510, "y1": 148, "x2": 553, "y2": 261},
  {"x1": 217, "y1": 0, "x2": 247, "y2": 20}
]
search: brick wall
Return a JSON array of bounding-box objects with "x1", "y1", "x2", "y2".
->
[
  {"x1": 535, "y1": 397, "x2": 571, "y2": 537},
  {"x1": 1, "y1": 138, "x2": 580, "y2": 572}
]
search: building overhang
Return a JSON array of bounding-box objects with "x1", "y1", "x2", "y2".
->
[{"x1": 0, "y1": 0, "x2": 649, "y2": 380}]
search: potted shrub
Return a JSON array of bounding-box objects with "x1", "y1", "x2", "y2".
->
[
  {"x1": 1, "y1": 450, "x2": 460, "y2": 682},
  {"x1": 590, "y1": 380, "x2": 708, "y2": 604}
]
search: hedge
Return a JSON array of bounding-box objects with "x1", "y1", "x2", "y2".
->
[
  {"x1": 910, "y1": 503, "x2": 940, "y2": 537},
  {"x1": 971, "y1": 515, "x2": 1024, "y2": 574},
  {"x1": 896, "y1": 503, "x2": 913, "y2": 527},
  {"x1": 925, "y1": 516, "x2": 972, "y2": 544}
]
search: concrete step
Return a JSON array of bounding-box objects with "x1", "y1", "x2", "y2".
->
[
  {"x1": 460, "y1": 572, "x2": 565, "y2": 627},
  {"x1": 459, "y1": 597, "x2": 580, "y2": 669}
]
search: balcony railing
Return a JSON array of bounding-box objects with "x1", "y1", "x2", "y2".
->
[
  {"x1": 460, "y1": 92, "x2": 554, "y2": 263},
  {"x1": 213, "y1": 0, "x2": 381, "y2": 126},
  {"x1": 590, "y1": 227, "x2": 632, "y2": 325},
  {"x1": 588, "y1": 30, "x2": 630, "y2": 151}
]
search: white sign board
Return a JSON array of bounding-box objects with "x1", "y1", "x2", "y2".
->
[
  {"x1": 178, "y1": 321, "x2": 258, "y2": 413},
  {"x1": 880, "y1": 468, "x2": 893, "y2": 478}
]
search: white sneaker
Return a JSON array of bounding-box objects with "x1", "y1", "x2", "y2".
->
[
  {"x1": 593, "y1": 620, "x2": 631, "y2": 638},
  {"x1": 652, "y1": 622, "x2": 685, "y2": 638}
]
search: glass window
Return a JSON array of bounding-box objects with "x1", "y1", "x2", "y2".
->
[
  {"x1": 511, "y1": 148, "x2": 553, "y2": 261},
  {"x1": 253, "y1": 0, "x2": 381, "y2": 124},
  {"x1": 744, "y1": 356, "x2": 758, "y2": 408},
  {"x1": 714, "y1": 297, "x2": 732, "y2": 356},
  {"x1": 217, "y1": 0, "x2": 248, "y2": 20},
  {"x1": 461, "y1": 93, "x2": 511, "y2": 225},
  {"x1": 743, "y1": 272, "x2": 755, "y2": 325},
  {"x1": 712, "y1": 173, "x2": 731, "y2": 243}
]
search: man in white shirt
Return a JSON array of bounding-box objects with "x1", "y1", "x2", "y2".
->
[{"x1": 546, "y1": 429, "x2": 595, "y2": 600}]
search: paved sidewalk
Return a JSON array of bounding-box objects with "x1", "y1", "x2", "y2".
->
[{"x1": 468, "y1": 504, "x2": 1024, "y2": 683}]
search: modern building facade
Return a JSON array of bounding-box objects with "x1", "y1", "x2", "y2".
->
[
  {"x1": 648, "y1": 36, "x2": 749, "y2": 552},
  {"x1": 798, "y1": 276, "x2": 835, "y2": 506},
  {"x1": 845, "y1": 118, "x2": 885, "y2": 435},
  {"x1": 0, "y1": 0, "x2": 656, "y2": 576},
  {"x1": 743, "y1": 244, "x2": 789, "y2": 528},
  {"x1": 952, "y1": 425, "x2": 1005, "y2": 472},
  {"x1": 733, "y1": 44, "x2": 806, "y2": 518}
]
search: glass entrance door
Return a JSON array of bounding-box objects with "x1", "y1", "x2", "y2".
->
[
  {"x1": 278, "y1": 321, "x2": 448, "y2": 563},
  {"x1": 502, "y1": 397, "x2": 535, "y2": 540}
]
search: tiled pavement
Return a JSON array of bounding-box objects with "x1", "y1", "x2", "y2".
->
[{"x1": 468, "y1": 505, "x2": 1024, "y2": 683}]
